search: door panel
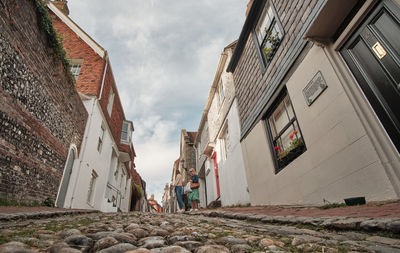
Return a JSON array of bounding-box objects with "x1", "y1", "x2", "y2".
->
[{"x1": 341, "y1": 0, "x2": 400, "y2": 153}]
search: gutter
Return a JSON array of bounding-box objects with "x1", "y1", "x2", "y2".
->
[{"x1": 99, "y1": 52, "x2": 109, "y2": 99}]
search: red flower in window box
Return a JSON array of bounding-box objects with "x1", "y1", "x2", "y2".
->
[
  {"x1": 274, "y1": 146, "x2": 282, "y2": 153},
  {"x1": 289, "y1": 130, "x2": 298, "y2": 140}
]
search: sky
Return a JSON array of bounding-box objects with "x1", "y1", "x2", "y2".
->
[{"x1": 67, "y1": 0, "x2": 247, "y2": 203}]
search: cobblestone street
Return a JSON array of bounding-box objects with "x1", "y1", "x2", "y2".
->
[{"x1": 1, "y1": 211, "x2": 400, "y2": 253}]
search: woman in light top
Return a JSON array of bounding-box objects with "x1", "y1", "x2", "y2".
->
[{"x1": 174, "y1": 170, "x2": 184, "y2": 212}]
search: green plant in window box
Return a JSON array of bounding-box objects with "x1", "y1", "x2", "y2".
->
[
  {"x1": 263, "y1": 30, "x2": 281, "y2": 62},
  {"x1": 275, "y1": 130, "x2": 305, "y2": 167}
]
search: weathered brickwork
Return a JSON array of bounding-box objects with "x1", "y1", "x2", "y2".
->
[
  {"x1": 233, "y1": 0, "x2": 318, "y2": 131},
  {"x1": 0, "y1": 0, "x2": 87, "y2": 203},
  {"x1": 99, "y1": 64, "x2": 125, "y2": 148},
  {"x1": 51, "y1": 14, "x2": 105, "y2": 96}
]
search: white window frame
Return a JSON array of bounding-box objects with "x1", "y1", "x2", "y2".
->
[
  {"x1": 107, "y1": 88, "x2": 114, "y2": 117},
  {"x1": 68, "y1": 59, "x2": 83, "y2": 81},
  {"x1": 254, "y1": 0, "x2": 284, "y2": 67},
  {"x1": 218, "y1": 79, "x2": 225, "y2": 105},
  {"x1": 121, "y1": 121, "x2": 133, "y2": 144},
  {"x1": 97, "y1": 125, "x2": 105, "y2": 152},
  {"x1": 219, "y1": 123, "x2": 229, "y2": 161},
  {"x1": 87, "y1": 170, "x2": 98, "y2": 206}
]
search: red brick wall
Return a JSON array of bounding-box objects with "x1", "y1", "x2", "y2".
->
[
  {"x1": 51, "y1": 14, "x2": 105, "y2": 97},
  {"x1": 99, "y1": 63, "x2": 126, "y2": 148},
  {"x1": 0, "y1": 0, "x2": 87, "y2": 204},
  {"x1": 51, "y1": 9, "x2": 129, "y2": 153}
]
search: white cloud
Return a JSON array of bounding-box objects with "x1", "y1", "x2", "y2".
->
[{"x1": 67, "y1": 0, "x2": 247, "y2": 203}]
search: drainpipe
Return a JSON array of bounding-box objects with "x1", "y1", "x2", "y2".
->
[
  {"x1": 99, "y1": 52, "x2": 109, "y2": 100},
  {"x1": 70, "y1": 97, "x2": 96, "y2": 207}
]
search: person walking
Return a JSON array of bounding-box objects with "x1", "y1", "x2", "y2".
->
[
  {"x1": 174, "y1": 170, "x2": 185, "y2": 213},
  {"x1": 188, "y1": 168, "x2": 200, "y2": 211}
]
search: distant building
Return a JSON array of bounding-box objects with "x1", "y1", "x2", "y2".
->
[
  {"x1": 148, "y1": 194, "x2": 162, "y2": 213},
  {"x1": 0, "y1": 0, "x2": 87, "y2": 205},
  {"x1": 228, "y1": 0, "x2": 400, "y2": 205},
  {"x1": 195, "y1": 41, "x2": 250, "y2": 207},
  {"x1": 48, "y1": 0, "x2": 142, "y2": 212}
]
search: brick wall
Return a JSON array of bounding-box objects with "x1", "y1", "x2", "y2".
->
[
  {"x1": 233, "y1": 0, "x2": 318, "y2": 132},
  {"x1": 99, "y1": 63, "x2": 125, "y2": 148},
  {"x1": 0, "y1": 0, "x2": 87, "y2": 203},
  {"x1": 51, "y1": 14, "x2": 105, "y2": 96}
]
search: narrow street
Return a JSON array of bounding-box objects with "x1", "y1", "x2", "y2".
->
[{"x1": 1, "y1": 211, "x2": 399, "y2": 253}]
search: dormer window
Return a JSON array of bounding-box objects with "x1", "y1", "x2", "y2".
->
[
  {"x1": 254, "y1": 0, "x2": 284, "y2": 67},
  {"x1": 107, "y1": 88, "x2": 114, "y2": 117},
  {"x1": 121, "y1": 121, "x2": 133, "y2": 144},
  {"x1": 68, "y1": 59, "x2": 83, "y2": 81},
  {"x1": 218, "y1": 80, "x2": 225, "y2": 104}
]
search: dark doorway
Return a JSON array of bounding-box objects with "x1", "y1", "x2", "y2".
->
[{"x1": 341, "y1": 0, "x2": 400, "y2": 154}]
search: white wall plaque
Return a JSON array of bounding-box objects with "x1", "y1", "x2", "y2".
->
[{"x1": 303, "y1": 71, "x2": 327, "y2": 106}]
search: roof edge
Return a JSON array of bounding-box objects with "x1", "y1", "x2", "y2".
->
[
  {"x1": 227, "y1": 0, "x2": 264, "y2": 73},
  {"x1": 47, "y1": 2, "x2": 106, "y2": 58}
]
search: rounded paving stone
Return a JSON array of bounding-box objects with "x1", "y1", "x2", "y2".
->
[
  {"x1": 86, "y1": 231, "x2": 114, "y2": 240},
  {"x1": 150, "y1": 246, "x2": 191, "y2": 253},
  {"x1": 92, "y1": 236, "x2": 119, "y2": 251},
  {"x1": 125, "y1": 248, "x2": 151, "y2": 253},
  {"x1": 220, "y1": 236, "x2": 247, "y2": 245},
  {"x1": 64, "y1": 234, "x2": 93, "y2": 251},
  {"x1": 130, "y1": 228, "x2": 149, "y2": 239},
  {"x1": 194, "y1": 245, "x2": 230, "y2": 253},
  {"x1": 168, "y1": 235, "x2": 195, "y2": 244},
  {"x1": 57, "y1": 247, "x2": 82, "y2": 253},
  {"x1": 97, "y1": 243, "x2": 137, "y2": 253},
  {"x1": 174, "y1": 241, "x2": 203, "y2": 251},
  {"x1": 49, "y1": 242, "x2": 70, "y2": 253},
  {"x1": 0, "y1": 242, "x2": 28, "y2": 253},
  {"x1": 139, "y1": 236, "x2": 166, "y2": 249},
  {"x1": 149, "y1": 229, "x2": 169, "y2": 237},
  {"x1": 59, "y1": 229, "x2": 82, "y2": 239},
  {"x1": 112, "y1": 232, "x2": 137, "y2": 245},
  {"x1": 231, "y1": 244, "x2": 252, "y2": 253}
]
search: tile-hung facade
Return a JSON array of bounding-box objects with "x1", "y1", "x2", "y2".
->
[
  {"x1": 229, "y1": 0, "x2": 400, "y2": 205},
  {"x1": 48, "y1": 1, "x2": 140, "y2": 212}
]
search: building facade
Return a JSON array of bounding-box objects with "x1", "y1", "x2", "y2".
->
[
  {"x1": 48, "y1": 1, "x2": 141, "y2": 212},
  {"x1": 195, "y1": 42, "x2": 250, "y2": 207},
  {"x1": 0, "y1": 0, "x2": 87, "y2": 205},
  {"x1": 229, "y1": 0, "x2": 400, "y2": 205}
]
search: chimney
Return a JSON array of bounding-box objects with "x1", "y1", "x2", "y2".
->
[
  {"x1": 245, "y1": 0, "x2": 254, "y2": 17},
  {"x1": 52, "y1": 0, "x2": 70, "y2": 16}
]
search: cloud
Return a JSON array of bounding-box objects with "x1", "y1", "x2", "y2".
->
[{"x1": 67, "y1": 0, "x2": 247, "y2": 203}]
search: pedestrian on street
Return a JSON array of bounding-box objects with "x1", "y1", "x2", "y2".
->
[
  {"x1": 174, "y1": 170, "x2": 185, "y2": 213},
  {"x1": 188, "y1": 168, "x2": 200, "y2": 211}
]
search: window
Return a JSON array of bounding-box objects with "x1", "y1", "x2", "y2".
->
[
  {"x1": 121, "y1": 121, "x2": 133, "y2": 143},
  {"x1": 68, "y1": 59, "x2": 83, "y2": 81},
  {"x1": 87, "y1": 170, "x2": 98, "y2": 205},
  {"x1": 219, "y1": 124, "x2": 229, "y2": 161},
  {"x1": 97, "y1": 125, "x2": 104, "y2": 152},
  {"x1": 218, "y1": 80, "x2": 225, "y2": 104},
  {"x1": 254, "y1": 1, "x2": 284, "y2": 66},
  {"x1": 266, "y1": 90, "x2": 305, "y2": 173},
  {"x1": 107, "y1": 88, "x2": 114, "y2": 116}
]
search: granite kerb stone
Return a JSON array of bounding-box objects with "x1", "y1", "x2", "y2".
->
[
  {"x1": 0, "y1": 210, "x2": 99, "y2": 222},
  {"x1": 191, "y1": 211, "x2": 400, "y2": 234}
]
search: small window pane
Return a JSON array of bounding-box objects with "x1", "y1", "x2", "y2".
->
[
  {"x1": 284, "y1": 96, "x2": 294, "y2": 120},
  {"x1": 272, "y1": 101, "x2": 289, "y2": 133},
  {"x1": 121, "y1": 131, "x2": 127, "y2": 141}
]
